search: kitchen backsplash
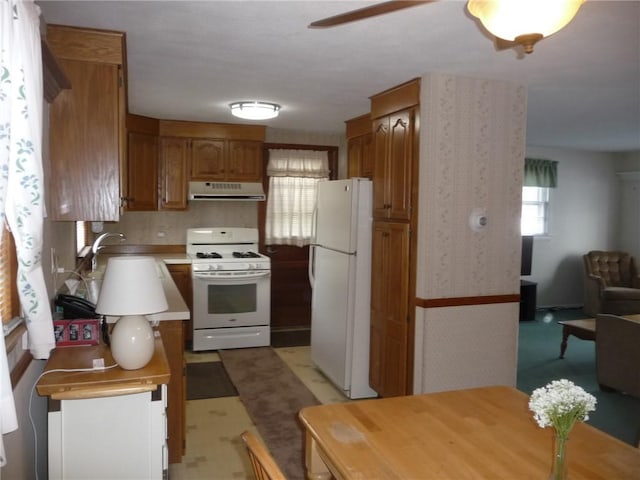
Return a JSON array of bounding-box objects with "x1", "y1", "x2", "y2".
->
[{"x1": 101, "y1": 201, "x2": 258, "y2": 245}]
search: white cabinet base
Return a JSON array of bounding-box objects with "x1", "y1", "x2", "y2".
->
[{"x1": 48, "y1": 386, "x2": 167, "y2": 480}]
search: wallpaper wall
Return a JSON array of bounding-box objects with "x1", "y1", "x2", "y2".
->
[
  {"x1": 413, "y1": 73, "x2": 527, "y2": 393},
  {"x1": 416, "y1": 73, "x2": 527, "y2": 299}
]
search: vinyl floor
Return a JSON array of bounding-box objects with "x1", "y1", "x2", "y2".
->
[
  {"x1": 170, "y1": 311, "x2": 640, "y2": 479},
  {"x1": 168, "y1": 347, "x2": 346, "y2": 480}
]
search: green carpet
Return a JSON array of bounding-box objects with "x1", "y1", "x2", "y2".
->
[{"x1": 517, "y1": 308, "x2": 640, "y2": 446}]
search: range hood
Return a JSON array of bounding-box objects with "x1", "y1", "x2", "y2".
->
[{"x1": 188, "y1": 181, "x2": 266, "y2": 201}]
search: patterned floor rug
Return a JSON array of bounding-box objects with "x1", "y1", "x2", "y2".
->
[{"x1": 219, "y1": 347, "x2": 320, "y2": 480}]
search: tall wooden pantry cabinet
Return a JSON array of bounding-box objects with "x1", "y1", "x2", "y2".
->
[{"x1": 368, "y1": 79, "x2": 420, "y2": 398}]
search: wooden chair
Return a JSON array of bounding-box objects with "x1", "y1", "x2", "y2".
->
[{"x1": 241, "y1": 430, "x2": 287, "y2": 480}]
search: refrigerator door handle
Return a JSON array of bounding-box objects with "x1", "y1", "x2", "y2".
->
[
  {"x1": 311, "y1": 205, "x2": 318, "y2": 243},
  {"x1": 308, "y1": 244, "x2": 316, "y2": 288}
]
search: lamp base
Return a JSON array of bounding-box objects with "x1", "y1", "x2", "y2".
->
[{"x1": 110, "y1": 315, "x2": 155, "y2": 370}]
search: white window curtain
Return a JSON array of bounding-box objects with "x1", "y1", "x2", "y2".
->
[
  {"x1": 0, "y1": 0, "x2": 54, "y2": 465},
  {"x1": 265, "y1": 149, "x2": 329, "y2": 247}
]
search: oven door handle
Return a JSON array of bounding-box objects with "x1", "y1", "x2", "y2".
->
[{"x1": 193, "y1": 271, "x2": 271, "y2": 280}]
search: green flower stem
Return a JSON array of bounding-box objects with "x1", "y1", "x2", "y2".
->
[{"x1": 552, "y1": 432, "x2": 569, "y2": 480}]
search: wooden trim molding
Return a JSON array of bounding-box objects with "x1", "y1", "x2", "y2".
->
[
  {"x1": 10, "y1": 350, "x2": 33, "y2": 388},
  {"x1": 7, "y1": 324, "x2": 32, "y2": 388},
  {"x1": 46, "y1": 24, "x2": 125, "y2": 65},
  {"x1": 416, "y1": 294, "x2": 520, "y2": 309},
  {"x1": 159, "y1": 119, "x2": 266, "y2": 141},
  {"x1": 345, "y1": 113, "x2": 371, "y2": 138},
  {"x1": 42, "y1": 39, "x2": 71, "y2": 103},
  {"x1": 370, "y1": 78, "x2": 420, "y2": 119}
]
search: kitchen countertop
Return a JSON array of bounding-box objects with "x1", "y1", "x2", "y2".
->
[
  {"x1": 96, "y1": 254, "x2": 191, "y2": 323},
  {"x1": 159, "y1": 253, "x2": 192, "y2": 265},
  {"x1": 37, "y1": 333, "x2": 171, "y2": 400}
]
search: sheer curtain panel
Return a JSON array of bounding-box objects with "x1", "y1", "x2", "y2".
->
[
  {"x1": 0, "y1": 0, "x2": 54, "y2": 465},
  {"x1": 265, "y1": 149, "x2": 329, "y2": 246}
]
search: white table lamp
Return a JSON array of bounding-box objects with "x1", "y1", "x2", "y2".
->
[{"x1": 95, "y1": 256, "x2": 168, "y2": 370}]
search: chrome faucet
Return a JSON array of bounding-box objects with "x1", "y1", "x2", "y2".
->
[{"x1": 91, "y1": 232, "x2": 126, "y2": 272}]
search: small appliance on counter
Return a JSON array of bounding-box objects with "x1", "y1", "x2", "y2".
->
[
  {"x1": 55, "y1": 294, "x2": 98, "y2": 319},
  {"x1": 53, "y1": 294, "x2": 101, "y2": 347}
]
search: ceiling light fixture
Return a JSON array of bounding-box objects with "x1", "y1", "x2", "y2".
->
[
  {"x1": 467, "y1": 0, "x2": 585, "y2": 54},
  {"x1": 230, "y1": 101, "x2": 281, "y2": 120}
]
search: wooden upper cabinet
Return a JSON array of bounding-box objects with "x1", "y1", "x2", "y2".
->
[
  {"x1": 227, "y1": 140, "x2": 263, "y2": 182},
  {"x1": 370, "y1": 85, "x2": 417, "y2": 222},
  {"x1": 372, "y1": 110, "x2": 414, "y2": 221},
  {"x1": 159, "y1": 137, "x2": 189, "y2": 210},
  {"x1": 160, "y1": 120, "x2": 266, "y2": 183},
  {"x1": 47, "y1": 25, "x2": 126, "y2": 221},
  {"x1": 126, "y1": 114, "x2": 159, "y2": 211},
  {"x1": 191, "y1": 139, "x2": 262, "y2": 182},
  {"x1": 387, "y1": 109, "x2": 414, "y2": 220},
  {"x1": 346, "y1": 114, "x2": 373, "y2": 179},
  {"x1": 127, "y1": 130, "x2": 158, "y2": 211},
  {"x1": 190, "y1": 139, "x2": 225, "y2": 180}
]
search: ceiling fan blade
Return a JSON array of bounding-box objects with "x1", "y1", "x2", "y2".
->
[{"x1": 309, "y1": 1, "x2": 435, "y2": 29}]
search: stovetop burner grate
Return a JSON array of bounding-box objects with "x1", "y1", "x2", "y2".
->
[
  {"x1": 196, "y1": 252, "x2": 222, "y2": 259},
  {"x1": 232, "y1": 251, "x2": 261, "y2": 259}
]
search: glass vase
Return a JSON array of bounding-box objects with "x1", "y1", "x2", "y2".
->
[{"x1": 550, "y1": 433, "x2": 569, "y2": 480}]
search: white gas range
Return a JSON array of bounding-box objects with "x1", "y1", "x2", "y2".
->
[{"x1": 186, "y1": 228, "x2": 271, "y2": 351}]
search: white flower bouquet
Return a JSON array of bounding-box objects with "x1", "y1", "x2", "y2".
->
[
  {"x1": 528, "y1": 379, "x2": 597, "y2": 480},
  {"x1": 529, "y1": 379, "x2": 597, "y2": 437}
]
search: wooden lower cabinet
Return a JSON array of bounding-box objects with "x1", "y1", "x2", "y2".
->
[
  {"x1": 370, "y1": 221, "x2": 410, "y2": 397},
  {"x1": 167, "y1": 264, "x2": 193, "y2": 345},
  {"x1": 157, "y1": 320, "x2": 186, "y2": 463}
]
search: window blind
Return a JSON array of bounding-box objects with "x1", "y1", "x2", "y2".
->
[{"x1": 0, "y1": 225, "x2": 18, "y2": 325}]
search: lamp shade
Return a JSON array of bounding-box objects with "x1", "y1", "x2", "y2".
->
[
  {"x1": 95, "y1": 256, "x2": 168, "y2": 316},
  {"x1": 95, "y1": 256, "x2": 168, "y2": 370},
  {"x1": 467, "y1": 0, "x2": 584, "y2": 47},
  {"x1": 230, "y1": 101, "x2": 280, "y2": 120}
]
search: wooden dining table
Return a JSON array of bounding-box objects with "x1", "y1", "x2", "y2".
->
[{"x1": 299, "y1": 386, "x2": 640, "y2": 479}]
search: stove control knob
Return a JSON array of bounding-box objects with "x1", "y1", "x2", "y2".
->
[{"x1": 249, "y1": 263, "x2": 257, "y2": 270}]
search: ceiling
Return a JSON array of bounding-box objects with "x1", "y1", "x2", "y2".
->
[{"x1": 37, "y1": 0, "x2": 640, "y2": 152}]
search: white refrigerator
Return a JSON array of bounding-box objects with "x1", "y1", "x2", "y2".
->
[{"x1": 309, "y1": 178, "x2": 377, "y2": 399}]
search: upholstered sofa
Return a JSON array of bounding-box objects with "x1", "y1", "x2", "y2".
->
[
  {"x1": 596, "y1": 314, "x2": 640, "y2": 399},
  {"x1": 583, "y1": 250, "x2": 640, "y2": 316}
]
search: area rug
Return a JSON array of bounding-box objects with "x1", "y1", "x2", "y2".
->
[
  {"x1": 219, "y1": 347, "x2": 320, "y2": 480},
  {"x1": 186, "y1": 361, "x2": 238, "y2": 400}
]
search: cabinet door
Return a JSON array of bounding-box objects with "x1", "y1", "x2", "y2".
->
[
  {"x1": 372, "y1": 118, "x2": 390, "y2": 218},
  {"x1": 360, "y1": 132, "x2": 374, "y2": 178},
  {"x1": 370, "y1": 221, "x2": 410, "y2": 397},
  {"x1": 159, "y1": 137, "x2": 188, "y2": 210},
  {"x1": 387, "y1": 109, "x2": 413, "y2": 221},
  {"x1": 372, "y1": 110, "x2": 414, "y2": 221},
  {"x1": 126, "y1": 132, "x2": 158, "y2": 211},
  {"x1": 347, "y1": 136, "x2": 363, "y2": 178},
  {"x1": 348, "y1": 134, "x2": 374, "y2": 180},
  {"x1": 190, "y1": 139, "x2": 226, "y2": 180},
  {"x1": 167, "y1": 264, "x2": 193, "y2": 344},
  {"x1": 49, "y1": 59, "x2": 121, "y2": 221},
  {"x1": 157, "y1": 320, "x2": 185, "y2": 464},
  {"x1": 227, "y1": 140, "x2": 263, "y2": 181}
]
